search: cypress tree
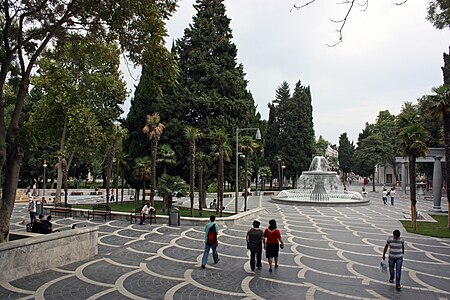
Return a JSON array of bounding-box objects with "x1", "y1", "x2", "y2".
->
[{"x1": 174, "y1": 0, "x2": 257, "y2": 134}]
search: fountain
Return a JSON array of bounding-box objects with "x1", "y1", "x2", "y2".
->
[{"x1": 272, "y1": 156, "x2": 368, "y2": 206}]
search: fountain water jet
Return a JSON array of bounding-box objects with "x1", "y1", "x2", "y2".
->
[{"x1": 272, "y1": 156, "x2": 368, "y2": 206}]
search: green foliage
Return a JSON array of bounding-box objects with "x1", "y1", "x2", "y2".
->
[
  {"x1": 401, "y1": 215, "x2": 450, "y2": 238},
  {"x1": 265, "y1": 81, "x2": 315, "y2": 184},
  {"x1": 207, "y1": 180, "x2": 218, "y2": 193},
  {"x1": 427, "y1": 0, "x2": 450, "y2": 29},
  {"x1": 338, "y1": 132, "x2": 354, "y2": 174},
  {"x1": 315, "y1": 136, "x2": 330, "y2": 156}
]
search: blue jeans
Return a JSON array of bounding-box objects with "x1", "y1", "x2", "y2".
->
[
  {"x1": 383, "y1": 197, "x2": 387, "y2": 205},
  {"x1": 389, "y1": 256, "x2": 403, "y2": 286},
  {"x1": 391, "y1": 197, "x2": 395, "y2": 205},
  {"x1": 202, "y1": 243, "x2": 219, "y2": 266}
]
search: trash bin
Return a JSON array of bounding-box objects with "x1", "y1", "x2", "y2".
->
[
  {"x1": 36, "y1": 201, "x2": 43, "y2": 215},
  {"x1": 168, "y1": 208, "x2": 180, "y2": 226}
]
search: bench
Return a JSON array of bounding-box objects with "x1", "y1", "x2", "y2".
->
[
  {"x1": 223, "y1": 193, "x2": 233, "y2": 198},
  {"x1": 51, "y1": 192, "x2": 64, "y2": 196},
  {"x1": 130, "y1": 208, "x2": 157, "y2": 224},
  {"x1": 89, "y1": 191, "x2": 103, "y2": 195},
  {"x1": 49, "y1": 203, "x2": 72, "y2": 218},
  {"x1": 88, "y1": 204, "x2": 112, "y2": 221},
  {"x1": 424, "y1": 196, "x2": 434, "y2": 201},
  {"x1": 70, "y1": 191, "x2": 83, "y2": 196}
]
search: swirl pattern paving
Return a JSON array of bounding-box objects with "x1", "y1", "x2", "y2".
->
[{"x1": 2, "y1": 191, "x2": 449, "y2": 300}]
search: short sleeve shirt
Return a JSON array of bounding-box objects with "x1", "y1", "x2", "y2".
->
[
  {"x1": 264, "y1": 228, "x2": 281, "y2": 244},
  {"x1": 387, "y1": 236, "x2": 404, "y2": 258}
]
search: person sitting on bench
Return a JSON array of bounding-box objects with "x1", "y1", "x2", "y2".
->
[
  {"x1": 32, "y1": 214, "x2": 51, "y2": 234},
  {"x1": 139, "y1": 202, "x2": 155, "y2": 225}
]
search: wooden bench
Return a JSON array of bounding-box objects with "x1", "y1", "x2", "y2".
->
[
  {"x1": 89, "y1": 191, "x2": 103, "y2": 195},
  {"x1": 88, "y1": 204, "x2": 112, "y2": 221},
  {"x1": 223, "y1": 193, "x2": 233, "y2": 198},
  {"x1": 70, "y1": 191, "x2": 83, "y2": 196},
  {"x1": 49, "y1": 203, "x2": 72, "y2": 218},
  {"x1": 130, "y1": 208, "x2": 156, "y2": 224},
  {"x1": 51, "y1": 192, "x2": 64, "y2": 196}
]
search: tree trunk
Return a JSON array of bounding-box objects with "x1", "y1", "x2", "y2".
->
[
  {"x1": 0, "y1": 143, "x2": 24, "y2": 242},
  {"x1": 409, "y1": 155, "x2": 417, "y2": 230},
  {"x1": 244, "y1": 157, "x2": 249, "y2": 211},
  {"x1": 55, "y1": 116, "x2": 68, "y2": 204},
  {"x1": 121, "y1": 167, "x2": 124, "y2": 204},
  {"x1": 62, "y1": 158, "x2": 68, "y2": 207},
  {"x1": 198, "y1": 161, "x2": 203, "y2": 216},
  {"x1": 372, "y1": 170, "x2": 376, "y2": 192},
  {"x1": 189, "y1": 143, "x2": 195, "y2": 217},
  {"x1": 218, "y1": 151, "x2": 224, "y2": 217},
  {"x1": 444, "y1": 110, "x2": 450, "y2": 229},
  {"x1": 150, "y1": 140, "x2": 157, "y2": 206}
]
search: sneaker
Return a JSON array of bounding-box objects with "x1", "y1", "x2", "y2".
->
[
  {"x1": 389, "y1": 279, "x2": 394, "y2": 283},
  {"x1": 396, "y1": 285, "x2": 402, "y2": 290},
  {"x1": 201, "y1": 265, "x2": 205, "y2": 269}
]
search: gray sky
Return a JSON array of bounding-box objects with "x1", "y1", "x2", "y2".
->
[{"x1": 121, "y1": 0, "x2": 449, "y2": 145}]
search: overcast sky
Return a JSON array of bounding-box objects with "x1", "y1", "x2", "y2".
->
[{"x1": 121, "y1": 0, "x2": 449, "y2": 145}]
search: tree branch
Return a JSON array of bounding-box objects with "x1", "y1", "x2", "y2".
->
[{"x1": 292, "y1": 0, "x2": 409, "y2": 46}]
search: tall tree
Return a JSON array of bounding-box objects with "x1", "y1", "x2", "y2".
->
[
  {"x1": 142, "y1": 113, "x2": 165, "y2": 206},
  {"x1": 239, "y1": 136, "x2": 258, "y2": 211},
  {"x1": 133, "y1": 157, "x2": 152, "y2": 203},
  {"x1": 338, "y1": 132, "x2": 354, "y2": 186},
  {"x1": 265, "y1": 82, "x2": 289, "y2": 187},
  {"x1": 315, "y1": 136, "x2": 330, "y2": 156},
  {"x1": 279, "y1": 80, "x2": 315, "y2": 186},
  {"x1": 0, "y1": 0, "x2": 178, "y2": 243},
  {"x1": 209, "y1": 128, "x2": 230, "y2": 217},
  {"x1": 397, "y1": 102, "x2": 428, "y2": 230},
  {"x1": 185, "y1": 126, "x2": 202, "y2": 217}
]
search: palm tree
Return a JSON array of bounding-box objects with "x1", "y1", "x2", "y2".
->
[
  {"x1": 209, "y1": 129, "x2": 231, "y2": 217},
  {"x1": 259, "y1": 166, "x2": 272, "y2": 191},
  {"x1": 157, "y1": 144, "x2": 176, "y2": 174},
  {"x1": 240, "y1": 136, "x2": 258, "y2": 211},
  {"x1": 397, "y1": 103, "x2": 428, "y2": 230},
  {"x1": 142, "y1": 113, "x2": 165, "y2": 206},
  {"x1": 105, "y1": 125, "x2": 128, "y2": 206},
  {"x1": 133, "y1": 157, "x2": 151, "y2": 203},
  {"x1": 185, "y1": 126, "x2": 203, "y2": 217},
  {"x1": 157, "y1": 174, "x2": 188, "y2": 211},
  {"x1": 427, "y1": 84, "x2": 450, "y2": 228},
  {"x1": 196, "y1": 151, "x2": 209, "y2": 214}
]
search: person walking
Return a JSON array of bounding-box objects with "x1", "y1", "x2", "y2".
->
[
  {"x1": 382, "y1": 188, "x2": 388, "y2": 205},
  {"x1": 28, "y1": 196, "x2": 36, "y2": 224},
  {"x1": 382, "y1": 229, "x2": 405, "y2": 290},
  {"x1": 390, "y1": 187, "x2": 396, "y2": 205},
  {"x1": 246, "y1": 220, "x2": 264, "y2": 271},
  {"x1": 264, "y1": 219, "x2": 284, "y2": 272},
  {"x1": 201, "y1": 215, "x2": 219, "y2": 268}
]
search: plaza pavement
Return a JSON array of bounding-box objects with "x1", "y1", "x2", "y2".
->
[{"x1": 1, "y1": 186, "x2": 449, "y2": 300}]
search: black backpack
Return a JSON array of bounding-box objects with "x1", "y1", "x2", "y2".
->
[{"x1": 207, "y1": 224, "x2": 217, "y2": 245}]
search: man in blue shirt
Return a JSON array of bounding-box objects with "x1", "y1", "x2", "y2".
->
[{"x1": 201, "y1": 215, "x2": 219, "y2": 268}]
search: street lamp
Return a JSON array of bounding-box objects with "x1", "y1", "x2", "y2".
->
[
  {"x1": 235, "y1": 128, "x2": 261, "y2": 213},
  {"x1": 43, "y1": 160, "x2": 47, "y2": 199},
  {"x1": 281, "y1": 164, "x2": 286, "y2": 190}
]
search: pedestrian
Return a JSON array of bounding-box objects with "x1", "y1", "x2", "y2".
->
[
  {"x1": 110, "y1": 188, "x2": 115, "y2": 202},
  {"x1": 382, "y1": 188, "x2": 388, "y2": 205},
  {"x1": 390, "y1": 187, "x2": 396, "y2": 205},
  {"x1": 264, "y1": 219, "x2": 284, "y2": 272},
  {"x1": 246, "y1": 220, "x2": 264, "y2": 271},
  {"x1": 27, "y1": 196, "x2": 36, "y2": 224},
  {"x1": 382, "y1": 229, "x2": 405, "y2": 290},
  {"x1": 201, "y1": 215, "x2": 219, "y2": 268}
]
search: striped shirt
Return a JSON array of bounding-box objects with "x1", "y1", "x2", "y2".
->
[{"x1": 387, "y1": 236, "x2": 404, "y2": 258}]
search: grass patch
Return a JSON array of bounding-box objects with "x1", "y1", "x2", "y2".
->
[
  {"x1": 72, "y1": 201, "x2": 233, "y2": 218},
  {"x1": 400, "y1": 215, "x2": 450, "y2": 238}
]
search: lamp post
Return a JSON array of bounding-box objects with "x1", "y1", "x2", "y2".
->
[
  {"x1": 235, "y1": 128, "x2": 261, "y2": 214},
  {"x1": 281, "y1": 164, "x2": 286, "y2": 190},
  {"x1": 43, "y1": 160, "x2": 47, "y2": 199}
]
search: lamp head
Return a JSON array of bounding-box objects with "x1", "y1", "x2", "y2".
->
[{"x1": 255, "y1": 129, "x2": 261, "y2": 140}]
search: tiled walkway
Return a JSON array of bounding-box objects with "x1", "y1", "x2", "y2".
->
[{"x1": 2, "y1": 189, "x2": 449, "y2": 299}]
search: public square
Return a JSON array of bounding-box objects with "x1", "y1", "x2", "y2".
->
[{"x1": 2, "y1": 187, "x2": 449, "y2": 300}]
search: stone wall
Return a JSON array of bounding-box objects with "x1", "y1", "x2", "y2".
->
[{"x1": 0, "y1": 227, "x2": 98, "y2": 282}]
